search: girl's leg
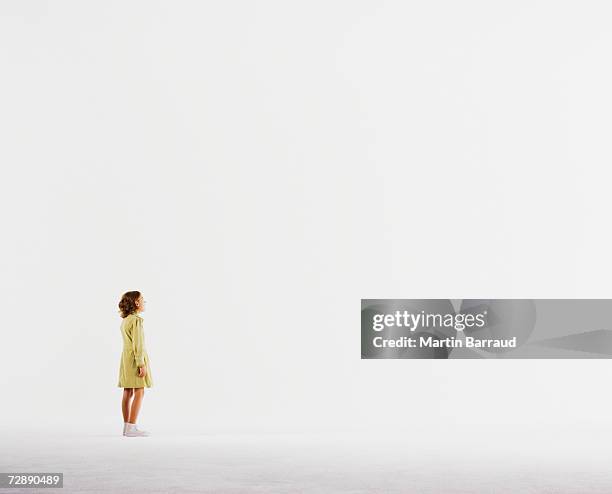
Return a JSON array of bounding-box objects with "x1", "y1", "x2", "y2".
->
[
  {"x1": 128, "y1": 388, "x2": 144, "y2": 424},
  {"x1": 122, "y1": 388, "x2": 134, "y2": 422}
]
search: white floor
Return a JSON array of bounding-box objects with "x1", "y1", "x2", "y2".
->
[{"x1": 1, "y1": 424, "x2": 612, "y2": 493}]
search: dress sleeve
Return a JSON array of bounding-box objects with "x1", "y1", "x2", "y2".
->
[{"x1": 132, "y1": 317, "x2": 146, "y2": 367}]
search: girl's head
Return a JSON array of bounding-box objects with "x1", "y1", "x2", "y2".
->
[{"x1": 118, "y1": 291, "x2": 145, "y2": 318}]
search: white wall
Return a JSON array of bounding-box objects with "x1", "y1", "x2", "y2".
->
[{"x1": 1, "y1": 0, "x2": 611, "y2": 433}]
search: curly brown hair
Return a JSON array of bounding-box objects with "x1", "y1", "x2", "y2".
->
[{"x1": 118, "y1": 291, "x2": 141, "y2": 318}]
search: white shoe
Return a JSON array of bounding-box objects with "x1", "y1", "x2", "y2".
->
[{"x1": 124, "y1": 423, "x2": 150, "y2": 437}]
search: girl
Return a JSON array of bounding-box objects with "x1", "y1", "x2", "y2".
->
[{"x1": 117, "y1": 291, "x2": 153, "y2": 437}]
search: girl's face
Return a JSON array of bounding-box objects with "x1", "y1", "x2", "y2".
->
[{"x1": 136, "y1": 295, "x2": 146, "y2": 313}]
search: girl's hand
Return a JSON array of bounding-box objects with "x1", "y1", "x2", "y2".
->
[{"x1": 138, "y1": 366, "x2": 147, "y2": 377}]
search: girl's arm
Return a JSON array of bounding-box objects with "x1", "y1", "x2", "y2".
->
[{"x1": 132, "y1": 317, "x2": 146, "y2": 368}]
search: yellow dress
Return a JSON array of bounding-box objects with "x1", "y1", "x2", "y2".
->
[{"x1": 117, "y1": 313, "x2": 153, "y2": 388}]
